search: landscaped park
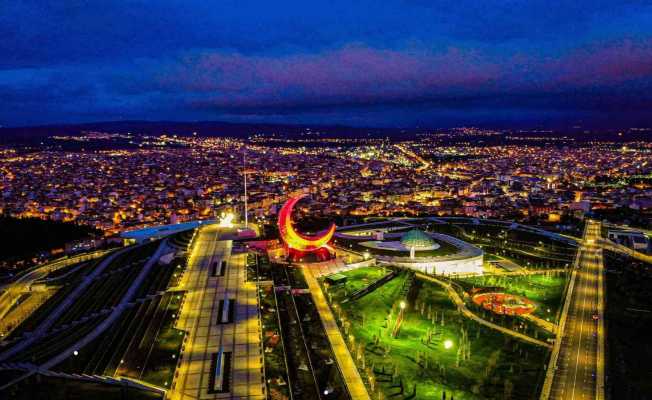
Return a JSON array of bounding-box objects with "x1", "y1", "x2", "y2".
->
[
  {"x1": 322, "y1": 265, "x2": 553, "y2": 399},
  {"x1": 456, "y1": 271, "x2": 567, "y2": 323}
]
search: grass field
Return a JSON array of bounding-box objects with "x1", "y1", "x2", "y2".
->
[
  {"x1": 456, "y1": 272, "x2": 567, "y2": 322},
  {"x1": 137, "y1": 293, "x2": 185, "y2": 387},
  {"x1": 326, "y1": 266, "x2": 391, "y2": 300},
  {"x1": 55, "y1": 292, "x2": 185, "y2": 389},
  {"x1": 332, "y1": 271, "x2": 549, "y2": 399}
]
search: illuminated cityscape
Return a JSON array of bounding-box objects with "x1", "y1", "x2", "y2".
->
[{"x1": 2, "y1": 2, "x2": 652, "y2": 400}]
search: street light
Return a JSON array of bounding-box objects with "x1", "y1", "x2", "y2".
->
[
  {"x1": 400, "y1": 301, "x2": 406, "y2": 310},
  {"x1": 444, "y1": 339, "x2": 453, "y2": 349}
]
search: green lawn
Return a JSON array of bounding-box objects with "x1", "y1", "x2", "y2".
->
[
  {"x1": 456, "y1": 272, "x2": 567, "y2": 322},
  {"x1": 326, "y1": 266, "x2": 391, "y2": 299},
  {"x1": 332, "y1": 273, "x2": 549, "y2": 399},
  {"x1": 139, "y1": 293, "x2": 186, "y2": 388}
]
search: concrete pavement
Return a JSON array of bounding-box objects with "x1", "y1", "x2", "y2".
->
[{"x1": 170, "y1": 224, "x2": 264, "y2": 400}]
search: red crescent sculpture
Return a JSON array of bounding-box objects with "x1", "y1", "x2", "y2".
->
[{"x1": 278, "y1": 194, "x2": 336, "y2": 251}]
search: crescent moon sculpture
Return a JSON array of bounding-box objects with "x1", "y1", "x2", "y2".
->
[{"x1": 278, "y1": 194, "x2": 336, "y2": 251}]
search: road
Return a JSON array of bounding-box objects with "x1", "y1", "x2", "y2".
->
[
  {"x1": 543, "y1": 220, "x2": 605, "y2": 400},
  {"x1": 170, "y1": 224, "x2": 264, "y2": 400},
  {"x1": 394, "y1": 143, "x2": 431, "y2": 172},
  {"x1": 597, "y1": 237, "x2": 652, "y2": 264}
]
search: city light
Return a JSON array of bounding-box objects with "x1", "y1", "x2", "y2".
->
[{"x1": 218, "y1": 212, "x2": 235, "y2": 228}]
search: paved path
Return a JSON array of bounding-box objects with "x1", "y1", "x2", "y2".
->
[
  {"x1": 302, "y1": 266, "x2": 371, "y2": 400},
  {"x1": 522, "y1": 313, "x2": 557, "y2": 334},
  {"x1": 542, "y1": 220, "x2": 605, "y2": 400},
  {"x1": 416, "y1": 273, "x2": 552, "y2": 348},
  {"x1": 170, "y1": 224, "x2": 264, "y2": 400}
]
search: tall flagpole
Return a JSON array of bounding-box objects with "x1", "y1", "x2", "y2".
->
[{"x1": 243, "y1": 149, "x2": 248, "y2": 228}]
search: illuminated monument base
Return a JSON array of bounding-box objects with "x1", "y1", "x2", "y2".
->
[{"x1": 285, "y1": 246, "x2": 334, "y2": 263}]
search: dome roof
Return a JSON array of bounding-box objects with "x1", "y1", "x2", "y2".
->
[{"x1": 400, "y1": 229, "x2": 435, "y2": 249}]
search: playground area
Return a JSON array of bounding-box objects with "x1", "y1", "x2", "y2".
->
[{"x1": 471, "y1": 292, "x2": 536, "y2": 316}]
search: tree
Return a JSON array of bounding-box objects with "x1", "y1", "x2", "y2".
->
[{"x1": 504, "y1": 379, "x2": 513, "y2": 399}]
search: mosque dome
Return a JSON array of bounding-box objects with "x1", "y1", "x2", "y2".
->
[{"x1": 400, "y1": 229, "x2": 436, "y2": 249}]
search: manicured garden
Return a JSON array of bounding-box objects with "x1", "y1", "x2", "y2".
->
[
  {"x1": 326, "y1": 266, "x2": 391, "y2": 300},
  {"x1": 327, "y1": 270, "x2": 549, "y2": 399},
  {"x1": 259, "y1": 283, "x2": 291, "y2": 400},
  {"x1": 456, "y1": 271, "x2": 567, "y2": 322}
]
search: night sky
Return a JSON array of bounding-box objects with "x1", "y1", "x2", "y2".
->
[{"x1": 2, "y1": 1, "x2": 652, "y2": 128}]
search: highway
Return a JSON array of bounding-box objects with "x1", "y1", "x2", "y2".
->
[{"x1": 544, "y1": 220, "x2": 605, "y2": 400}]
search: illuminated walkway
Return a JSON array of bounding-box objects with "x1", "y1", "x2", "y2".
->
[
  {"x1": 521, "y1": 313, "x2": 557, "y2": 334},
  {"x1": 541, "y1": 220, "x2": 605, "y2": 400},
  {"x1": 170, "y1": 224, "x2": 264, "y2": 400},
  {"x1": 302, "y1": 266, "x2": 371, "y2": 400},
  {"x1": 416, "y1": 273, "x2": 552, "y2": 348}
]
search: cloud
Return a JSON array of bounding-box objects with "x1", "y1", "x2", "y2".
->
[
  {"x1": 547, "y1": 39, "x2": 652, "y2": 88},
  {"x1": 2, "y1": 36, "x2": 652, "y2": 126},
  {"x1": 149, "y1": 39, "x2": 652, "y2": 115},
  {"x1": 157, "y1": 45, "x2": 501, "y2": 111}
]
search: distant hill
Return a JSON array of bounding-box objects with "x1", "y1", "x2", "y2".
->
[
  {"x1": 0, "y1": 120, "x2": 650, "y2": 144},
  {"x1": 0, "y1": 120, "x2": 402, "y2": 144},
  {"x1": 0, "y1": 216, "x2": 101, "y2": 264}
]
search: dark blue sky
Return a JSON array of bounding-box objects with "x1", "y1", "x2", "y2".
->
[{"x1": 2, "y1": 1, "x2": 652, "y2": 128}]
